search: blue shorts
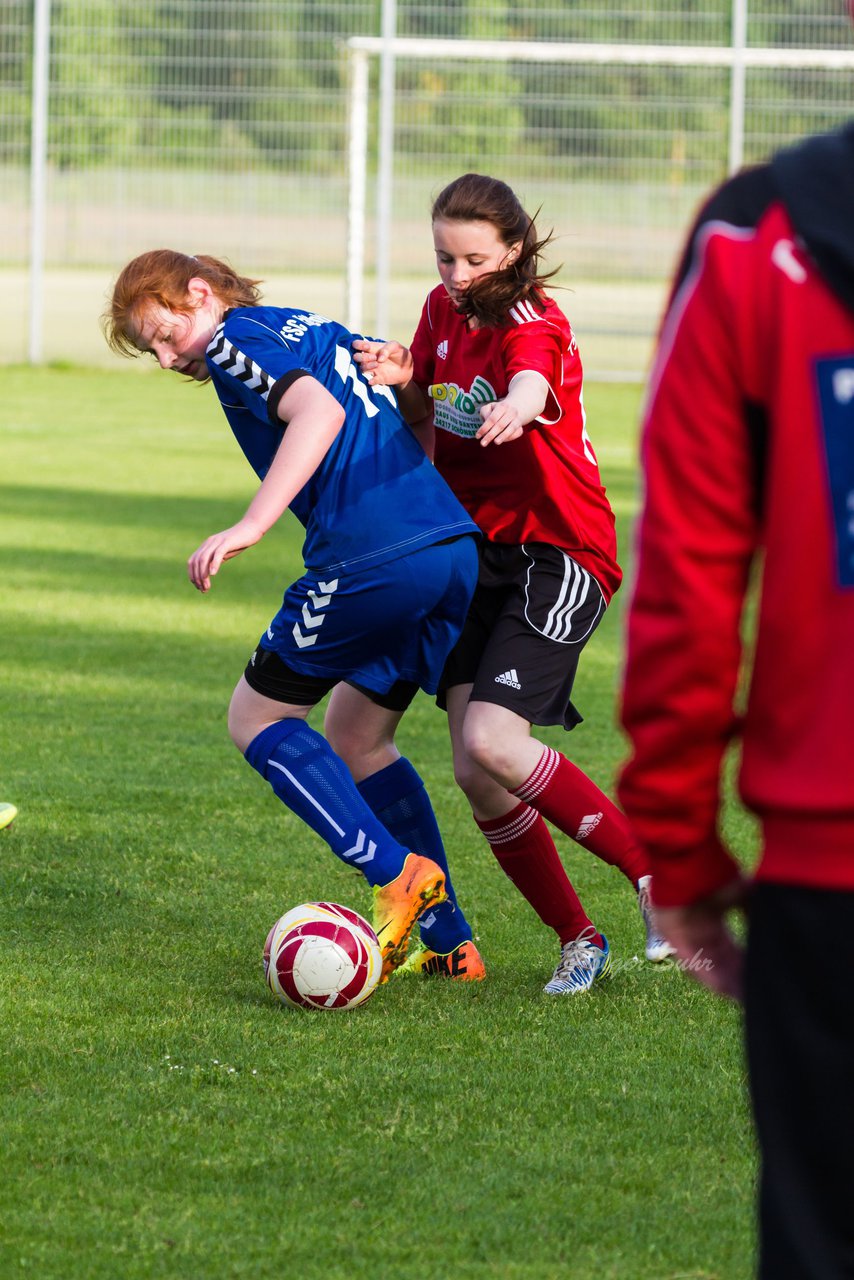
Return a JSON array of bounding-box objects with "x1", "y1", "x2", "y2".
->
[{"x1": 248, "y1": 535, "x2": 478, "y2": 705}]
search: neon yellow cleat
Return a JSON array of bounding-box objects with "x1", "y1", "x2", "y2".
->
[
  {"x1": 0, "y1": 803, "x2": 18, "y2": 832},
  {"x1": 372, "y1": 853, "x2": 447, "y2": 982},
  {"x1": 394, "y1": 938, "x2": 486, "y2": 981}
]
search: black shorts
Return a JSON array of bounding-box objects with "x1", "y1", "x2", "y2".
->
[
  {"x1": 437, "y1": 541, "x2": 606, "y2": 730},
  {"x1": 244, "y1": 646, "x2": 421, "y2": 712}
]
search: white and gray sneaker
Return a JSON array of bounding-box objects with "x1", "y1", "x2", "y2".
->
[
  {"x1": 543, "y1": 929, "x2": 612, "y2": 995},
  {"x1": 637, "y1": 875, "x2": 676, "y2": 962}
]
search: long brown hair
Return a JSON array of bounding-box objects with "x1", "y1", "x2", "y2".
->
[
  {"x1": 103, "y1": 249, "x2": 262, "y2": 358},
  {"x1": 431, "y1": 173, "x2": 559, "y2": 329}
]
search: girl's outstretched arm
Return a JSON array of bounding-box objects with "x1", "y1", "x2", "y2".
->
[
  {"x1": 187, "y1": 377, "x2": 345, "y2": 592},
  {"x1": 475, "y1": 370, "x2": 550, "y2": 447}
]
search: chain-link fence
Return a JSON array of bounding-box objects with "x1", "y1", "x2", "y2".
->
[{"x1": 4, "y1": 1, "x2": 853, "y2": 374}]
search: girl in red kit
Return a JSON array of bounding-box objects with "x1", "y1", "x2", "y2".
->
[{"x1": 354, "y1": 173, "x2": 672, "y2": 992}]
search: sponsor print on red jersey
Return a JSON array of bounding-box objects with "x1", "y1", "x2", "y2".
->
[{"x1": 410, "y1": 286, "x2": 622, "y2": 601}]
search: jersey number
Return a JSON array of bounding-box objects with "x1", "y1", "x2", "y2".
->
[{"x1": 334, "y1": 346, "x2": 396, "y2": 417}]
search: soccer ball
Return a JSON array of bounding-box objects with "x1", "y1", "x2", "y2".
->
[{"x1": 263, "y1": 901, "x2": 382, "y2": 1011}]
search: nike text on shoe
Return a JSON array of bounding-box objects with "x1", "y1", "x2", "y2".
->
[
  {"x1": 637, "y1": 875, "x2": 677, "y2": 962},
  {"x1": 372, "y1": 853, "x2": 448, "y2": 982},
  {"x1": 543, "y1": 929, "x2": 612, "y2": 995},
  {"x1": 393, "y1": 938, "x2": 486, "y2": 981}
]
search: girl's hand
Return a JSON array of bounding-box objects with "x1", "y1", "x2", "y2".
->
[
  {"x1": 476, "y1": 400, "x2": 526, "y2": 447},
  {"x1": 653, "y1": 877, "x2": 749, "y2": 1003},
  {"x1": 352, "y1": 339, "x2": 414, "y2": 387},
  {"x1": 187, "y1": 517, "x2": 265, "y2": 593}
]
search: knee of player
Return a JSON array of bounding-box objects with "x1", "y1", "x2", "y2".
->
[
  {"x1": 325, "y1": 718, "x2": 373, "y2": 768},
  {"x1": 452, "y1": 750, "x2": 517, "y2": 821},
  {"x1": 226, "y1": 705, "x2": 252, "y2": 754},
  {"x1": 464, "y1": 723, "x2": 527, "y2": 791},
  {"x1": 326, "y1": 723, "x2": 399, "y2": 784},
  {"x1": 227, "y1": 686, "x2": 267, "y2": 754},
  {"x1": 325, "y1": 720, "x2": 358, "y2": 763},
  {"x1": 459, "y1": 728, "x2": 501, "y2": 782},
  {"x1": 452, "y1": 749, "x2": 482, "y2": 797}
]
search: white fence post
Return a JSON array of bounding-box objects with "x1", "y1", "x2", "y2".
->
[
  {"x1": 375, "y1": 0, "x2": 396, "y2": 339},
  {"x1": 28, "y1": 0, "x2": 51, "y2": 364},
  {"x1": 346, "y1": 47, "x2": 370, "y2": 335},
  {"x1": 729, "y1": 0, "x2": 748, "y2": 173}
]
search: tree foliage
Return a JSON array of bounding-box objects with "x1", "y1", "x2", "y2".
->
[{"x1": 1, "y1": 0, "x2": 849, "y2": 172}]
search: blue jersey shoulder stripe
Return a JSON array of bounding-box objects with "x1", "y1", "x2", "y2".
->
[{"x1": 207, "y1": 324, "x2": 274, "y2": 401}]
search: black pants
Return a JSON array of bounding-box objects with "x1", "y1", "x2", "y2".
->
[{"x1": 745, "y1": 883, "x2": 854, "y2": 1279}]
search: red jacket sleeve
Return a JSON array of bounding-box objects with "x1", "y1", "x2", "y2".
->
[{"x1": 618, "y1": 217, "x2": 760, "y2": 906}]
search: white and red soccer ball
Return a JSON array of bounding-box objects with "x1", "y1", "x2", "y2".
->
[{"x1": 263, "y1": 901, "x2": 382, "y2": 1011}]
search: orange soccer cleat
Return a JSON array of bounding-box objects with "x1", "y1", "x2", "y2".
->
[
  {"x1": 372, "y1": 853, "x2": 448, "y2": 982},
  {"x1": 394, "y1": 938, "x2": 486, "y2": 981}
]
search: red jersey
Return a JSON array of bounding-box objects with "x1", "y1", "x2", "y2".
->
[
  {"x1": 410, "y1": 286, "x2": 622, "y2": 601},
  {"x1": 619, "y1": 130, "x2": 854, "y2": 906}
]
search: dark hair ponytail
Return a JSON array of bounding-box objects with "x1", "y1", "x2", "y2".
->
[{"x1": 431, "y1": 173, "x2": 560, "y2": 328}]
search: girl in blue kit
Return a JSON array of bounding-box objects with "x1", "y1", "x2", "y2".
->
[{"x1": 104, "y1": 249, "x2": 484, "y2": 981}]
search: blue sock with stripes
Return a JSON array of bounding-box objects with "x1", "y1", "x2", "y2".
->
[
  {"x1": 356, "y1": 757, "x2": 472, "y2": 953},
  {"x1": 244, "y1": 720, "x2": 409, "y2": 889}
]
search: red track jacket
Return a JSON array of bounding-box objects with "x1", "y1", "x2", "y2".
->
[{"x1": 619, "y1": 123, "x2": 854, "y2": 907}]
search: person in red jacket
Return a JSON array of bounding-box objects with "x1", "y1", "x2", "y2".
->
[
  {"x1": 618, "y1": 113, "x2": 854, "y2": 1277},
  {"x1": 355, "y1": 173, "x2": 672, "y2": 993}
]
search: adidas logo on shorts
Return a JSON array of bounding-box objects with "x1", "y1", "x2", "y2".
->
[{"x1": 495, "y1": 668, "x2": 521, "y2": 690}]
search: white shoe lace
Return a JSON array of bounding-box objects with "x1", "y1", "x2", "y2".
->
[{"x1": 547, "y1": 928, "x2": 604, "y2": 991}]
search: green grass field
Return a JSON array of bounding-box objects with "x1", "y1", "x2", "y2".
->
[{"x1": 1, "y1": 367, "x2": 756, "y2": 1280}]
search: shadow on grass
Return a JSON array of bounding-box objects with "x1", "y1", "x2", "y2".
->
[
  {"x1": 3, "y1": 613, "x2": 260, "y2": 684},
  {"x1": 4, "y1": 545, "x2": 292, "y2": 629},
  {"x1": 2, "y1": 482, "x2": 243, "y2": 532},
  {"x1": 3, "y1": 484, "x2": 304, "y2": 580}
]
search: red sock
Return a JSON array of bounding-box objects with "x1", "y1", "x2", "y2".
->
[
  {"x1": 475, "y1": 801, "x2": 601, "y2": 947},
  {"x1": 514, "y1": 746, "x2": 649, "y2": 885}
]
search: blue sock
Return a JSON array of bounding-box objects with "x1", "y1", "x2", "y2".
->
[
  {"x1": 356, "y1": 757, "x2": 472, "y2": 953},
  {"x1": 244, "y1": 720, "x2": 409, "y2": 889}
]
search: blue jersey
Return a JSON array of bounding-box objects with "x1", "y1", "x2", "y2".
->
[{"x1": 204, "y1": 305, "x2": 478, "y2": 578}]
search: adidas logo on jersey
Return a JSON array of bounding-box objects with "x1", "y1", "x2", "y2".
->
[
  {"x1": 436, "y1": 340, "x2": 448, "y2": 360},
  {"x1": 576, "y1": 812, "x2": 603, "y2": 840},
  {"x1": 495, "y1": 668, "x2": 521, "y2": 690}
]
